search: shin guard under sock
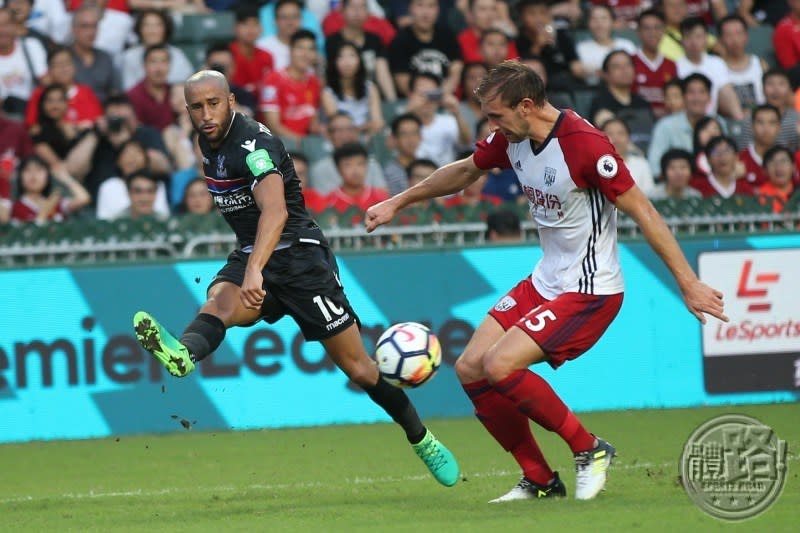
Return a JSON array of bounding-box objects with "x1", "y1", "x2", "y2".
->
[
  {"x1": 494, "y1": 370, "x2": 595, "y2": 453},
  {"x1": 463, "y1": 379, "x2": 553, "y2": 484},
  {"x1": 364, "y1": 377, "x2": 426, "y2": 444},
  {"x1": 180, "y1": 313, "x2": 226, "y2": 362}
]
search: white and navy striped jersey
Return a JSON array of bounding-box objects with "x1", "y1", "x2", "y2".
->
[{"x1": 473, "y1": 110, "x2": 635, "y2": 298}]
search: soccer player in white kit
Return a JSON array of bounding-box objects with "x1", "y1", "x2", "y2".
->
[{"x1": 365, "y1": 61, "x2": 729, "y2": 502}]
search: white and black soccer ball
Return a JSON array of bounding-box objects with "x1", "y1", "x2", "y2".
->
[{"x1": 374, "y1": 322, "x2": 442, "y2": 388}]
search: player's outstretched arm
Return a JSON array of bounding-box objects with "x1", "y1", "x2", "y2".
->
[
  {"x1": 365, "y1": 155, "x2": 484, "y2": 232},
  {"x1": 614, "y1": 185, "x2": 729, "y2": 324}
]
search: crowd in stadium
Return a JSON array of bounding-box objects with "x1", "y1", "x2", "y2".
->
[{"x1": 0, "y1": 0, "x2": 798, "y2": 229}]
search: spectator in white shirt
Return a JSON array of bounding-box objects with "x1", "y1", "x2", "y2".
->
[
  {"x1": 74, "y1": 0, "x2": 135, "y2": 57},
  {"x1": 718, "y1": 13, "x2": 767, "y2": 110},
  {"x1": 577, "y1": 4, "x2": 636, "y2": 86},
  {"x1": 118, "y1": 10, "x2": 195, "y2": 91},
  {"x1": 0, "y1": 7, "x2": 46, "y2": 117},
  {"x1": 404, "y1": 72, "x2": 471, "y2": 167},
  {"x1": 256, "y1": 0, "x2": 302, "y2": 71},
  {"x1": 676, "y1": 16, "x2": 743, "y2": 120},
  {"x1": 601, "y1": 116, "x2": 655, "y2": 196}
]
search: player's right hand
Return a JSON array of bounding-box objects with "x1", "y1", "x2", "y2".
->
[
  {"x1": 241, "y1": 268, "x2": 266, "y2": 310},
  {"x1": 365, "y1": 199, "x2": 397, "y2": 233}
]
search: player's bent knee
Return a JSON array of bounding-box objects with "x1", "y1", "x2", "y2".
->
[
  {"x1": 344, "y1": 359, "x2": 379, "y2": 387},
  {"x1": 482, "y1": 348, "x2": 513, "y2": 385},
  {"x1": 454, "y1": 352, "x2": 485, "y2": 383}
]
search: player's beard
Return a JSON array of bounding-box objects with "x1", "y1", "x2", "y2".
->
[{"x1": 200, "y1": 106, "x2": 234, "y2": 147}]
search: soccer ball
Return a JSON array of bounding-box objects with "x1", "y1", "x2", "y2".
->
[{"x1": 375, "y1": 322, "x2": 442, "y2": 388}]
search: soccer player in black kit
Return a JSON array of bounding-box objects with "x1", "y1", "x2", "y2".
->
[{"x1": 133, "y1": 70, "x2": 460, "y2": 486}]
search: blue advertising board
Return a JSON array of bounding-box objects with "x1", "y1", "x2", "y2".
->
[{"x1": 1, "y1": 235, "x2": 798, "y2": 443}]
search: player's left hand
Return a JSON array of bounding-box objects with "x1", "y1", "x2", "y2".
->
[
  {"x1": 241, "y1": 268, "x2": 266, "y2": 310},
  {"x1": 682, "y1": 279, "x2": 728, "y2": 324}
]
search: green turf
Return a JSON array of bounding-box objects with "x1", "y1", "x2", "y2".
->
[{"x1": 0, "y1": 403, "x2": 796, "y2": 532}]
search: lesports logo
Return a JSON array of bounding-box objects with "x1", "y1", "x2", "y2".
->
[
  {"x1": 705, "y1": 254, "x2": 799, "y2": 346},
  {"x1": 680, "y1": 414, "x2": 788, "y2": 521},
  {"x1": 737, "y1": 260, "x2": 779, "y2": 312}
]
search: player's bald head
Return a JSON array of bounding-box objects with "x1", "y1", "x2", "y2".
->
[{"x1": 185, "y1": 70, "x2": 230, "y2": 98}]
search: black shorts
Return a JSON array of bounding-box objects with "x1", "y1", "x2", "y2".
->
[{"x1": 209, "y1": 243, "x2": 359, "y2": 341}]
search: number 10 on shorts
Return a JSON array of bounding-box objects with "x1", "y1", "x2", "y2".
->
[{"x1": 313, "y1": 295, "x2": 345, "y2": 322}]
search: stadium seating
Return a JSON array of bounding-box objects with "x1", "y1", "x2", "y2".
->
[
  {"x1": 171, "y1": 12, "x2": 236, "y2": 45},
  {"x1": 300, "y1": 135, "x2": 330, "y2": 164},
  {"x1": 745, "y1": 25, "x2": 776, "y2": 67},
  {"x1": 1, "y1": 195, "x2": 797, "y2": 266},
  {"x1": 176, "y1": 43, "x2": 208, "y2": 70}
]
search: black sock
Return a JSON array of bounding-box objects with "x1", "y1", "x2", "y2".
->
[
  {"x1": 180, "y1": 313, "x2": 226, "y2": 362},
  {"x1": 363, "y1": 377, "x2": 427, "y2": 444}
]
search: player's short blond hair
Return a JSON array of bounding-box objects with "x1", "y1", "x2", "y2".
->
[{"x1": 474, "y1": 60, "x2": 547, "y2": 109}]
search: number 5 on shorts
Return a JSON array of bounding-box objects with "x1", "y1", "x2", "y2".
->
[{"x1": 524, "y1": 307, "x2": 556, "y2": 332}]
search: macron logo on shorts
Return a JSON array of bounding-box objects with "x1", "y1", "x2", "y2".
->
[{"x1": 494, "y1": 296, "x2": 517, "y2": 312}]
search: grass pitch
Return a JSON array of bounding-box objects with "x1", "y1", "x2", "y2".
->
[{"x1": 0, "y1": 403, "x2": 796, "y2": 532}]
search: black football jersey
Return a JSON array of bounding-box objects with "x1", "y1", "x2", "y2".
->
[{"x1": 198, "y1": 112, "x2": 325, "y2": 249}]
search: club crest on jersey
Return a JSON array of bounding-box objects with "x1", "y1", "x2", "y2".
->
[
  {"x1": 494, "y1": 296, "x2": 517, "y2": 312},
  {"x1": 216, "y1": 155, "x2": 227, "y2": 178},
  {"x1": 596, "y1": 154, "x2": 617, "y2": 179},
  {"x1": 544, "y1": 166, "x2": 557, "y2": 186}
]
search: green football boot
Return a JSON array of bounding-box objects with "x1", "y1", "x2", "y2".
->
[
  {"x1": 412, "y1": 429, "x2": 460, "y2": 487},
  {"x1": 133, "y1": 311, "x2": 195, "y2": 377}
]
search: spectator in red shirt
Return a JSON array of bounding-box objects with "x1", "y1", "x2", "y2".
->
[
  {"x1": 260, "y1": 29, "x2": 322, "y2": 147},
  {"x1": 288, "y1": 150, "x2": 326, "y2": 214},
  {"x1": 323, "y1": 0, "x2": 396, "y2": 48},
  {"x1": 691, "y1": 135, "x2": 755, "y2": 198},
  {"x1": 204, "y1": 43, "x2": 257, "y2": 117},
  {"x1": 68, "y1": 0, "x2": 128, "y2": 12},
  {"x1": 229, "y1": 5, "x2": 274, "y2": 102},
  {"x1": 0, "y1": 110, "x2": 33, "y2": 209},
  {"x1": 739, "y1": 104, "x2": 781, "y2": 186},
  {"x1": 457, "y1": 0, "x2": 518, "y2": 64},
  {"x1": 759, "y1": 145, "x2": 797, "y2": 212},
  {"x1": 10, "y1": 154, "x2": 89, "y2": 223},
  {"x1": 126, "y1": 44, "x2": 173, "y2": 132},
  {"x1": 632, "y1": 9, "x2": 678, "y2": 119},
  {"x1": 773, "y1": 0, "x2": 800, "y2": 87},
  {"x1": 480, "y1": 28, "x2": 516, "y2": 68},
  {"x1": 326, "y1": 142, "x2": 389, "y2": 219},
  {"x1": 25, "y1": 46, "x2": 102, "y2": 129}
]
